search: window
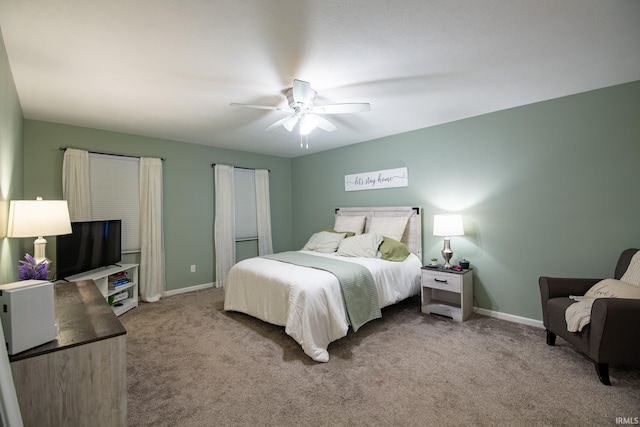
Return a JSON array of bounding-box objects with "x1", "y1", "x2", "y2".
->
[
  {"x1": 233, "y1": 168, "x2": 257, "y2": 241},
  {"x1": 89, "y1": 153, "x2": 140, "y2": 252}
]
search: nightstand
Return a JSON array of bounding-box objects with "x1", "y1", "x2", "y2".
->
[{"x1": 421, "y1": 267, "x2": 473, "y2": 321}]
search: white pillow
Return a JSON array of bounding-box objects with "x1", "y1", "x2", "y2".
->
[
  {"x1": 337, "y1": 233, "x2": 384, "y2": 258},
  {"x1": 334, "y1": 215, "x2": 366, "y2": 235},
  {"x1": 620, "y1": 250, "x2": 640, "y2": 286},
  {"x1": 584, "y1": 278, "x2": 640, "y2": 299},
  {"x1": 368, "y1": 216, "x2": 409, "y2": 241},
  {"x1": 302, "y1": 231, "x2": 346, "y2": 253}
]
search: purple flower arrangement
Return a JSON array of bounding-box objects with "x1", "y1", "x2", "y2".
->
[{"x1": 18, "y1": 253, "x2": 49, "y2": 280}]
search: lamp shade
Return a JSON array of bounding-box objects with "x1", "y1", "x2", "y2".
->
[
  {"x1": 7, "y1": 198, "x2": 72, "y2": 238},
  {"x1": 433, "y1": 214, "x2": 464, "y2": 237}
]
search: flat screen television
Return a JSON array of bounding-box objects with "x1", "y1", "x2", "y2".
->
[{"x1": 56, "y1": 219, "x2": 122, "y2": 279}]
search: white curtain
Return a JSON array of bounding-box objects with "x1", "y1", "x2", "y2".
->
[
  {"x1": 62, "y1": 148, "x2": 91, "y2": 221},
  {"x1": 255, "y1": 169, "x2": 273, "y2": 255},
  {"x1": 214, "y1": 165, "x2": 235, "y2": 288},
  {"x1": 139, "y1": 158, "x2": 165, "y2": 302}
]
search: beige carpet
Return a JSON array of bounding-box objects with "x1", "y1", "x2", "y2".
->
[{"x1": 119, "y1": 287, "x2": 640, "y2": 427}]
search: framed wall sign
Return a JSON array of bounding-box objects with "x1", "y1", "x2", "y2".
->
[{"x1": 344, "y1": 167, "x2": 408, "y2": 192}]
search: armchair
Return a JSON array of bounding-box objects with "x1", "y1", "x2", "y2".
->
[{"x1": 539, "y1": 248, "x2": 640, "y2": 385}]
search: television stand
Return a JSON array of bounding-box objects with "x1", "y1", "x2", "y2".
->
[{"x1": 63, "y1": 264, "x2": 139, "y2": 316}]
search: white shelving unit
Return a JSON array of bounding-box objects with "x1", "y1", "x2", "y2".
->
[{"x1": 65, "y1": 264, "x2": 139, "y2": 316}]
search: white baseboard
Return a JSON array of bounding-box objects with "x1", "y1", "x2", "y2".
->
[
  {"x1": 163, "y1": 282, "x2": 215, "y2": 298},
  {"x1": 161, "y1": 285, "x2": 544, "y2": 329},
  {"x1": 475, "y1": 307, "x2": 544, "y2": 329}
]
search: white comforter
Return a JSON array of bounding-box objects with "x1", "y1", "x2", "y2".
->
[{"x1": 224, "y1": 251, "x2": 422, "y2": 362}]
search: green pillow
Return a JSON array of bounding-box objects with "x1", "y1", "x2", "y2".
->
[{"x1": 379, "y1": 237, "x2": 410, "y2": 262}]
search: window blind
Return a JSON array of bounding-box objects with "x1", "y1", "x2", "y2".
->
[
  {"x1": 89, "y1": 153, "x2": 140, "y2": 252},
  {"x1": 233, "y1": 168, "x2": 257, "y2": 241}
]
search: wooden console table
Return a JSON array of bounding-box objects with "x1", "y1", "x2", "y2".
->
[{"x1": 9, "y1": 280, "x2": 127, "y2": 427}]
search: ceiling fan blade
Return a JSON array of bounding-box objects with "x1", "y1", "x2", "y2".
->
[
  {"x1": 265, "y1": 116, "x2": 290, "y2": 131},
  {"x1": 292, "y1": 79, "x2": 316, "y2": 105},
  {"x1": 315, "y1": 115, "x2": 337, "y2": 132},
  {"x1": 230, "y1": 103, "x2": 287, "y2": 111},
  {"x1": 265, "y1": 115, "x2": 298, "y2": 132},
  {"x1": 311, "y1": 103, "x2": 371, "y2": 114}
]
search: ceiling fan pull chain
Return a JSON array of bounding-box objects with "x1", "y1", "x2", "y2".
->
[{"x1": 299, "y1": 134, "x2": 310, "y2": 149}]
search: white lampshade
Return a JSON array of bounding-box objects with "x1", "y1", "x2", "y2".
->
[
  {"x1": 7, "y1": 198, "x2": 72, "y2": 238},
  {"x1": 433, "y1": 214, "x2": 464, "y2": 237},
  {"x1": 8, "y1": 197, "x2": 72, "y2": 265}
]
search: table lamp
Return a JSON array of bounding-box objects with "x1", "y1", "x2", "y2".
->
[
  {"x1": 7, "y1": 197, "x2": 72, "y2": 264},
  {"x1": 433, "y1": 213, "x2": 464, "y2": 269}
]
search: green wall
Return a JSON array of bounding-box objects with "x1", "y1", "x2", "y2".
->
[
  {"x1": 5, "y1": 12, "x2": 639, "y2": 321},
  {"x1": 291, "y1": 81, "x2": 640, "y2": 320},
  {"x1": 22, "y1": 120, "x2": 293, "y2": 292},
  {"x1": 0, "y1": 27, "x2": 24, "y2": 284}
]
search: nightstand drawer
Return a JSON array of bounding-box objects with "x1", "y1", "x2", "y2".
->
[{"x1": 421, "y1": 270, "x2": 462, "y2": 293}]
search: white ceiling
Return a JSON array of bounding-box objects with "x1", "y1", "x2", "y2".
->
[{"x1": 1, "y1": 1, "x2": 639, "y2": 158}]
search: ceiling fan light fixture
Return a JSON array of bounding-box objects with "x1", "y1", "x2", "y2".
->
[
  {"x1": 299, "y1": 114, "x2": 318, "y2": 136},
  {"x1": 282, "y1": 115, "x2": 298, "y2": 132},
  {"x1": 231, "y1": 79, "x2": 370, "y2": 138}
]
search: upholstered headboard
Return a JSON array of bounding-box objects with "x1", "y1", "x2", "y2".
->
[{"x1": 335, "y1": 206, "x2": 422, "y2": 262}]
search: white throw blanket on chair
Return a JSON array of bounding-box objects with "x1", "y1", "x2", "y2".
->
[
  {"x1": 565, "y1": 273, "x2": 640, "y2": 332},
  {"x1": 565, "y1": 296, "x2": 595, "y2": 332}
]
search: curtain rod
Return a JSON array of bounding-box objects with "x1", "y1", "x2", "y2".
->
[
  {"x1": 59, "y1": 147, "x2": 165, "y2": 161},
  {"x1": 211, "y1": 163, "x2": 270, "y2": 172}
]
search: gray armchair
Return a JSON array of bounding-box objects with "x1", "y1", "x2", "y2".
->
[{"x1": 539, "y1": 248, "x2": 640, "y2": 385}]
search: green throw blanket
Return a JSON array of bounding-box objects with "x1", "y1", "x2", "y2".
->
[{"x1": 262, "y1": 251, "x2": 381, "y2": 331}]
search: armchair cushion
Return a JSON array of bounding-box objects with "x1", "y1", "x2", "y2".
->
[
  {"x1": 549, "y1": 296, "x2": 591, "y2": 350},
  {"x1": 538, "y1": 277, "x2": 602, "y2": 328}
]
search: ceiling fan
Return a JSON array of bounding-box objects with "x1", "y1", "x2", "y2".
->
[{"x1": 230, "y1": 79, "x2": 370, "y2": 136}]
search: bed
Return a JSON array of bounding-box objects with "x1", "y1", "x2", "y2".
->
[{"x1": 223, "y1": 206, "x2": 423, "y2": 362}]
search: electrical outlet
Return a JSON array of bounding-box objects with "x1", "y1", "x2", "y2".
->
[{"x1": 190, "y1": 264, "x2": 196, "y2": 273}]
